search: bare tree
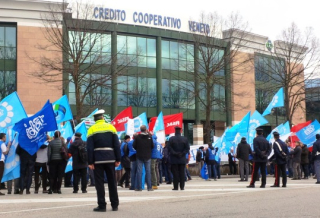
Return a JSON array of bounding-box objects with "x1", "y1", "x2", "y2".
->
[
  {"x1": 255, "y1": 23, "x2": 320, "y2": 126},
  {"x1": 26, "y1": 0, "x2": 134, "y2": 118},
  {"x1": 178, "y1": 12, "x2": 252, "y2": 143}
]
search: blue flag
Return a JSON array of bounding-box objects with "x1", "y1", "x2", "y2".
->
[
  {"x1": 266, "y1": 123, "x2": 283, "y2": 141},
  {"x1": 1, "y1": 133, "x2": 20, "y2": 182},
  {"x1": 0, "y1": 92, "x2": 27, "y2": 128},
  {"x1": 249, "y1": 110, "x2": 269, "y2": 130},
  {"x1": 153, "y1": 112, "x2": 165, "y2": 133},
  {"x1": 13, "y1": 101, "x2": 57, "y2": 155},
  {"x1": 134, "y1": 112, "x2": 148, "y2": 132},
  {"x1": 225, "y1": 112, "x2": 250, "y2": 141},
  {"x1": 201, "y1": 163, "x2": 209, "y2": 180},
  {"x1": 74, "y1": 122, "x2": 88, "y2": 141},
  {"x1": 58, "y1": 121, "x2": 74, "y2": 140},
  {"x1": 65, "y1": 157, "x2": 73, "y2": 173},
  {"x1": 296, "y1": 120, "x2": 320, "y2": 147},
  {"x1": 262, "y1": 88, "x2": 284, "y2": 116},
  {"x1": 53, "y1": 95, "x2": 73, "y2": 124},
  {"x1": 87, "y1": 108, "x2": 98, "y2": 117}
]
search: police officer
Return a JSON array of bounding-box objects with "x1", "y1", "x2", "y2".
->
[
  {"x1": 247, "y1": 128, "x2": 271, "y2": 188},
  {"x1": 87, "y1": 109, "x2": 121, "y2": 212},
  {"x1": 167, "y1": 126, "x2": 190, "y2": 191},
  {"x1": 270, "y1": 132, "x2": 289, "y2": 187}
]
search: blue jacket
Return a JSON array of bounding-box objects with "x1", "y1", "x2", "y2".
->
[
  {"x1": 312, "y1": 139, "x2": 320, "y2": 161},
  {"x1": 151, "y1": 135, "x2": 162, "y2": 159},
  {"x1": 128, "y1": 139, "x2": 136, "y2": 157}
]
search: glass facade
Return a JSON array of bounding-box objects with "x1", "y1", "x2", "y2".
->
[
  {"x1": 306, "y1": 79, "x2": 320, "y2": 121},
  {"x1": 117, "y1": 35, "x2": 157, "y2": 107},
  {"x1": 0, "y1": 24, "x2": 17, "y2": 99},
  {"x1": 68, "y1": 31, "x2": 112, "y2": 106},
  {"x1": 254, "y1": 54, "x2": 286, "y2": 116}
]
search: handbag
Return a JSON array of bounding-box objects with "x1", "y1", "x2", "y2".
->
[
  {"x1": 60, "y1": 140, "x2": 69, "y2": 161},
  {"x1": 275, "y1": 141, "x2": 287, "y2": 160}
]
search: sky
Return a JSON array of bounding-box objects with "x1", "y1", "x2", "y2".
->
[{"x1": 90, "y1": 0, "x2": 320, "y2": 41}]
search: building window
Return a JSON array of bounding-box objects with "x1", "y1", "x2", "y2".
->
[
  {"x1": 0, "y1": 24, "x2": 17, "y2": 99},
  {"x1": 118, "y1": 35, "x2": 156, "y2": 68}
]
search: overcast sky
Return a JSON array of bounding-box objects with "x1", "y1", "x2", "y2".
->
[{"x1": 91, "y1": 0, "x2": 320, "y2": 40}]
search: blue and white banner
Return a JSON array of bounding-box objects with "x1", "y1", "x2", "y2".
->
[
  {"x1": 58, "y1": 121, "x2": 74, "y2": 140},
  {"x1": 65, "y1": 157, "x2": 73, "y2": 173},
  {"x1": 248, "y1": 110, "x2": 269, "y2": 145},
  {"x1": 126, "y1": 112, "x2": 149, "y2": 135},
  {"x1": 74, "y1": 121, "x2": 88, "y2": 141},
  {"x1": 296, "y1": 120, "x2": 320, "y2": 147},
  {"x1": 1, "y1": 133, "x2": 20, "y2": 183},
  {"x1": 13, "y1": 101, "x2": 57, "y2": 155},
  {"x1": 153, "y1": 112, "x2": 164, "y2": 133},
  {"x1": 0, "y1": 92, "x2": 27, "y2": 128},
  {"x1": 225, "y1": 112, "x2": 250, "y2": 142},
  {"x1": 262, "y1": 88, "x2": 284, "y2": 116},
  {"x1": 200, "y1": 163, "x2": 209, "y2": 180},
  {"x1": 53, "y1": 95, "x2": 73, "y2": 124}
]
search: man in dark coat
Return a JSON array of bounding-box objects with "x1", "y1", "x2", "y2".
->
[
  {"x1": 301, "y1": 143, "x2": 309, "y2": 179},
  {"x1": 133, "y1": 125, "x2": 154, "y2": 191},
  {"x1": 236, "y1": 137, "x2": 252, "y2": 182},
  {"x1": 167, "y1": 126, "x2": 190, "y2": 191},
  {"x1": 290, "y1": 141, "x2": 302, "y2": 180},
  {"x1": 68, "y1": 132, "x2": 88, "y2": 193},
  {"x1": 247, "y1": 128, "x2": 271, "y2": 188},
  {"x1": 196, "y1": 146, "x2": 205, "y2": 177},
  {"x1": 270, "y1": 132, "x2": 289, "y2": 188}
]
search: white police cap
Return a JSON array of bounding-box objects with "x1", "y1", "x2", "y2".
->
[{"x1": 93, "y1": 109, "x2": 105, "y2": 116}]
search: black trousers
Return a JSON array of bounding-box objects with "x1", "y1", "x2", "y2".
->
[
  {"x1": 64, "y1": 171, "x2": 73, "y2": 187},
  {"x1": 20, "y1": 158, "x2": 35, "y2": 191},
  {"x1": 165, "y1": 163, "x2": 172, "y2": 183},
  {"x1": 94, "y1": 163, "x2": 119, "y2": 209},
  {"x1": 250, "y1": 162, "x2": 266, "y2": 186},
  {"x1": 171, "y1": 164, "x2": 186, "y2": 190},
  {"x1": 34, "y1": 162, "x2": 48, "y2": 191},
  {"x1": 229, "y1": 161, "x2": 237, "y2": 174},
  {"x1": 119, "y1": 168, "x2": 131, "y2": 187},
  {"x1": 49, "y1": 160, "x2": 66, "y2": 191},
  {"x1": 301, "y1": 164, "x2": 309, "y2": 178},
  {"x1": 73, "y1": 168, "x2": 87, "y2": 192},
  {"x1": 0, "y1": 161, "x2": 4, "y2": 188},
  {"x1": 274, "y1": 164, "x2": 287, "y2": 186}
]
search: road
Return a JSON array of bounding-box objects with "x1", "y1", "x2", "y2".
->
[{"x1": 1, "y1": 176, "x2": 319, "y2": 218}]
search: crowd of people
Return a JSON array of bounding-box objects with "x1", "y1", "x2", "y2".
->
[{"x1": 1, "y1": 111, "x2": 320, "y2": 212}]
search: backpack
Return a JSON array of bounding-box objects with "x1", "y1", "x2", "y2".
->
[{"x1": 78, "y1": 142, "x2": 88, "y2": 163}]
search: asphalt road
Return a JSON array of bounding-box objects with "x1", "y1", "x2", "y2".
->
[{"x1": 1, "y1": 176, "x2": 320, "y2": 218}]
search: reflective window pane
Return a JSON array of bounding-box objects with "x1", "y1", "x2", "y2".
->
[
  {"x1": 127, "y1": 36, "x2": 137, "y2": 55},
  {"x1": 162, "y1": 58, "x2": 170, "y2": 69},
  {"x1": 137, "y1": 56, "x2": 146, "y2": 67},
  {"x1": 170, "y1": 41, "x2": 178, "y2": 59},
  {"x1": 147, "y1": 38, "x2": 156, "y2": 57},
  {"x1": 0, "y1": 27, "x2": 4, "y2": 46},
  {"x1": 137, "y1": 37, "x2": 146, "y2": 56},
  {"x1": 147, "y1": 57, "x2": 156, "y2": 68},
  {"x1": 161, "y1": 40, "x2": 170, "y2": 58},
  {"x1": 5, "y1": 27, "x2": 16, "y2": 47},
  {"x1": 117, "y1": 35, "x2": 127, "y2": 54}
]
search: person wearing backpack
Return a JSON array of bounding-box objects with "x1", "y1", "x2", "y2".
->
[{"x1": 68, "y1": 132, "x2": 88, "y2": 193}]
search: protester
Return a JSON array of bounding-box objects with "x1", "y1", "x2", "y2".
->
[
  {"x1": 286, "y1": 139, "x2": 293, "y2": 178},
  {"x1": 87, "y1": 109, "x2": 121, "y2": 212},
  {"x1": 205, "y1": 143, "x2": 217, "y2": 181},
  {"x1": 247, "y1": 128, "x2": 271, "y2": 188},
  {"x1": 270, "y1": 132, "x2": 289, "y2": 188},
  {"x1": 167, "y1": 126, "x2": 190, "y2": 191},
  {"x1": 196, "y1": 146, "x2": 205, "y2": 177},
  {"x1": 290, "y1": 141, "x2": 302, "y2": 180},
  {"x1": 47, "y1": 131, "x2": 67, "y2": 194},
  {"x1": 236, "y1": 137, "x2": 252, "y2": 182},
  {"x1": 128, "y1": 133, "x2": 138, "y2": 190},
  {"x1": 151, "y1": 135, "x2": 162, "y2": 190},
  {"x1": 228, "y1": 148, "x2": 237, "y2": 175},
  {"x1": 34, "y1": 135, "x2": 50, "y2": 194},
  {"x1": 133, "y1": 125, "x2": 154, "y2": 191},
  {"x1": 64, "y1": 136, "x2": 73, "y2": 188},
  {"x1": 68, "y1": 132, "x2": 88, "y2": 194},
  {"x1": 7, "y1": 178, "x2": 19, "y2": 195},
  {"x1": 185, "y1": 151, "x2": 192, "y2": 181},
  {"x1": 301, "y1": 143, "x2": 309, "y2": 179},
  {"x1": 163, "y1": 141, "x2": 172, "y2": 184},
  {"x1": 312, "y1": 134, "x2": 320, "y2": 184},
  {"x1": 0, "y1": 133, "x2": 11, "y2": 196},
  {"x1": 16, "y1": 143, "x2": 36, "y2": 195},
  {"x1": 119, "y1": 135, "x2": 131, "y2": 188}
]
